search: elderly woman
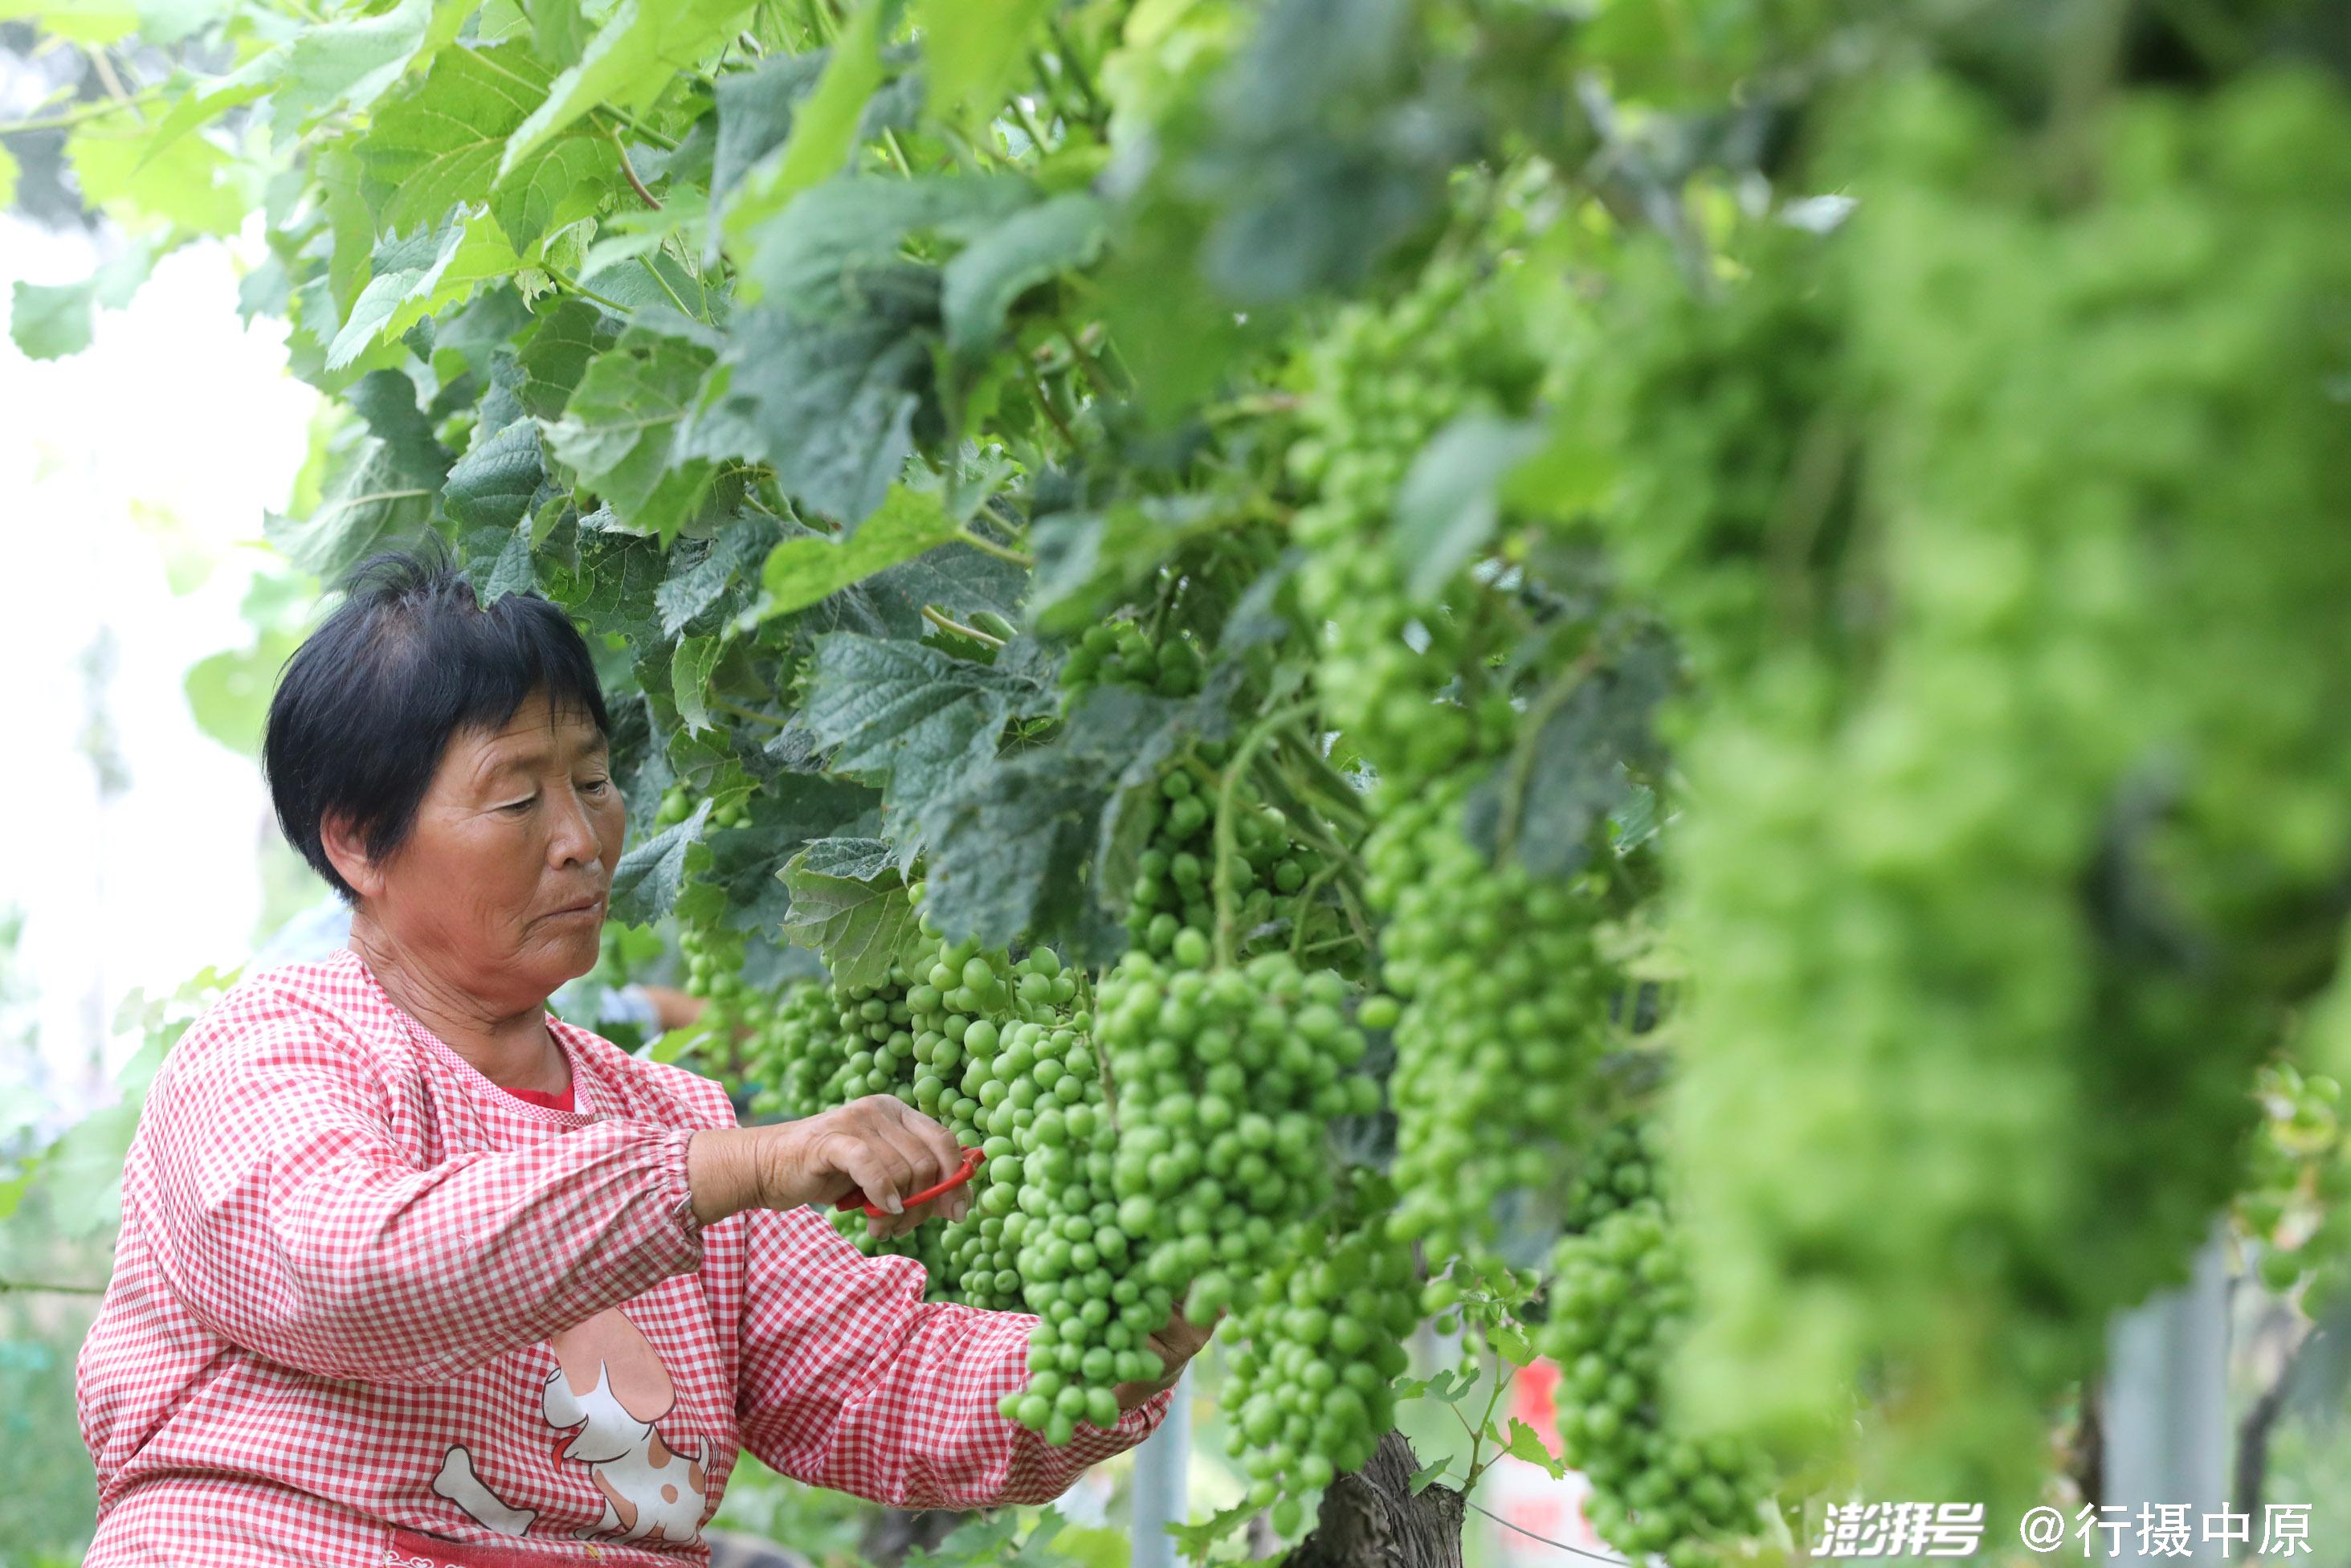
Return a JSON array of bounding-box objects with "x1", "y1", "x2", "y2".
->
[{"x1": 77, "y1": 555, "x2": 1208, "y2": 1568}]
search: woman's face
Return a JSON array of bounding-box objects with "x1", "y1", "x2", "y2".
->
[{"x1": 348, "y1": 689, "x2": 625, "y2": 1015}]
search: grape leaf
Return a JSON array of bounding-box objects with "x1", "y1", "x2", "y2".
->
[
  {"x1": 609, "y1": 797, "x2": 715, "y2": 923},
  {"x1": 268, "y1": 0, "x2": 470, "y2": 135},
  {"x1": 1391, "y1": 414, "x2": 1547, "y2": 602},
  {"x1": 793, "y1": 836, "x2": 898, "y2": 880},
  {"x1": 914, "y1": 0, "x2": 1055, "y2": 118},
  {"x1": 1407, "y1": 1457, "x2": 1453, "y2": 1495},
  {"x1": 656, "y1": 510, "x2": 781, "y2": 636},
  {"x1": 681, "y1": 300, "x2": 934, "y2": 526},
  {"x1": 499, "y1": 0, "x2": 757, "y2": 180},
  {"x1": 65, "y1": 117, "x2": 249, "y2": 234},
  {"x1": 0, "y1": 143, "x2": 15, "y2": 210},
  {"x1": 329, "y1": 215, "x2": 521, "y2": 370},
  {"x1": 720, "y1": 0, "x2": 884, "y2": 244},
  {"x1": 941, "y1": 192, "x2": 1108, "y2": 357},
  {"x1": 514, "y1": 297, "x2": 619, "y2": 418},
  {"x1": 359, "y1": 40, "x2": 615, "y2": 253},
  {"x1": 1504, "y1": 1417, "x2": 1565, "y2": 1476},
  {"x1": 702, "y1": 774, "x2": 882, "y2": 933},
  {"x1": 1492, "y1": 1322, "x2": 1534, "y2": 1366},
  {"x1": 794, "y1": 632, "x2": 1054, "y2": 820},
  {"x1": 755, "y1": 484, "x2": 958, "y2": 619},
  {"x1": 10, "y1": 280, "x2": 93, "y2": 360},
  {"x1": 671, "y1": 634, "x2": 724, "y2": 733},
  {"x1": 710, "y1": 49, "x2": 829, "y2": 204},
  {"x1": 269, "y1": 370, "x2": 451, "y2": 578},
  {"x1": 542, "y1": 325, "x2": 717, "y2": 545},
  {"x1": 1461, "y1": 631, "x2": 1674, "y2": 879},
  {"x1": 777, "y1": 853, "x2": 926, "y2": 987},
  {"x1": 443, "y1": 419, "x2": 548, "y2": 531},
  {"x1": 744, "y1": 174, "x2": 1034, "y2": 314}
]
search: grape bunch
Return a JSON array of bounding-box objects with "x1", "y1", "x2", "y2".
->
[
  {"x1": 1286, "y1": 262, "x2": 1530, "y2": 787},
  {"x1": 1121, "y1": 752, "x2": 1350, "y2": 973},
  {"x1": 2236, "y1": 1061, "x2": 2348, "y2": 1308},
  {"x1": 1365, "y1": 778, "x2": 1615, "y2": 1268},
  {"x1": 1540, "y1": 1190, "x2": 1773, "y2": 1568},
  {"x1": 1096, "y1": 950, "x2": 1379, "y2": 1317},
  {"x1": 1059, "y1": 619, "x2": 1203, "y2": 702},
  {"x1": 1218, "y1": 1182, "x2": 1421, "y2": 1533}
]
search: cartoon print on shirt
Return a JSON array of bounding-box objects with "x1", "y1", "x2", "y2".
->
[{"x1": 434, "y1": 1305, "x2": 709, "y2": 1545}]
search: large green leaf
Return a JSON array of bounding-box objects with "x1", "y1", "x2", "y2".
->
[
  {"x1": 542, "y1": 325, "x2": 717, "y2": 544},
  {"x1": 66, "y1": 117, "x2": 251, "y2": 234},
  {"x1": 609, "y1": 797, "x2": 715, "y2": 923},
  {"x1": 744, "y1": 174, "x2": 1034, "y2": 315},
  {"x1": 917, "y1": 745, "x2": 1128, "y2": 962},
  {"x1": 914, "y1": 0, "x2": 1055, "y2": 119},
  {"x1": 1390, "y1": 414, "x2": 1547, "y2": 602},
  {"x1": 681, "y1": 300, "x2": 933, "y2": 525},
  {"x1": 777, "y1": 853, "x2": 927, "y2": 988},
  {"x1": 941, "y1": 192, "x2": 1108, "y2": 356},
  {"x1": 360, "y1": 41, "x2": 613, "y2": 251},
  {"x1": 794, "y1": 632, "x2": 1053, "y2": 820},
  {"x1": 498, "y1": 0, "x2": 757, "y2": 180},
  {"x1": 10, "y1": 281, "x2": 94, "y2": 360},
  {"x1": 443, "y1": 419, "x2": 549, "y2": 531},
  {"x1": 756, "y1": 484, "x2": 959, "y2": 618},
  {"x1": 513, "y1": 297, "x2": 619, "y2": 418},
  {"x1": 711, "y1": 50, "x2": 829, "y2": 203},
  {"x1": 720, "y1": 0, "x2": 884, "y2": 245},
  {"x1": 327, "y1": 214, "x2": 521, "y2": 370}
]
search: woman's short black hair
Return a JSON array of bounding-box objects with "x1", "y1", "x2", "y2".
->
[{"x1": 263, "y1": 547, "x2": 610, "y2": 900}]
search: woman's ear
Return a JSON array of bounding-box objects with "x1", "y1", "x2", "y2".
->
[{"x1": 319, "y1": 811, "x2": 385, "y2": 900}]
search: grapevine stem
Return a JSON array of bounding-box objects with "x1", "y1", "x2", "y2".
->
[
  {"x1": 880, "y1": 126, "x2": 914, "y2": 178},
  {"x1": 87, "y1": 47, "x2": 146, "y2": 125},
  {"x1": 712, "y1": 697, "x2": 790, "y2": 729},
  {"x1": 1461, "y1": 1358, "x2": 1512, "y2": 1492},
  {"x1": 638, "y1": 254, "x2": 696, "y2": 318},
  {"x1": 923, "y1": 605, "x2": 1006, "y2": 648},
  {"x1": 1029, "y1": 375, "x2": 1080, "y2": 448},
  {"x1": 608, "y1": 123, "x2": 663, "y2": 210},
  {"x1": 953, "y1": 525, "x2": 1035, "y2": 568},
  {"x1": 1011, "y1": 95, "x2": 1057, "y2": 156},
  {"x1": 1213, "y1": 700, "x2": 1312, "y2": 969},
  {"x1": 0, "y1": 93, "x2": 160, "y2": 134},
  {"x1": 1464, "y1": 1501, "x2": 1630, "y2": 1566},
  {"x1": 1054, "y1": 312, "x2": 1116, "y2": 399},
  {"x1": 1044, "y1": 19, "x2": 1108, "y2": 126},
  {"x1": 550, "y1": 272, "x2": 635, "y2": 316}
]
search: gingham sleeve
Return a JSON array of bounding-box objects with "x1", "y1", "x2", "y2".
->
[
  {"x1": 734, "y1": 1206, "x2": 1171, "y2": 1508},
  {"x1": 129, "y1": 1007, "x2": 705, "y2": 1386}
]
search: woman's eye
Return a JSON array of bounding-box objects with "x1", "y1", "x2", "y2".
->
[
  {"x1": 582, "y1": 777, "x2": 612, "y2": 794},
  {"x1": 499, "y1": 797, "x2": 536, "y2": 815}
]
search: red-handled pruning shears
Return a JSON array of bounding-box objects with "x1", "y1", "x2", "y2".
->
[{"x1": 833, "y1": 1145, "x2": 987, "y2": 1220}]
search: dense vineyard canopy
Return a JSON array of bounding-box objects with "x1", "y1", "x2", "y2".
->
[{"x1": 14, "y1": 0, "x2": 2351, "y2": 1558}]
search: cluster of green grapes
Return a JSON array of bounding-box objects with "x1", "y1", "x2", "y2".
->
[
  {"x1": 677, "y1": 921, "x2": 784, "y2": 1047},
  {"x1": 655, "y1": 784, "x2": 752, "y2": 831},
  {"x1": 1364, "y1": 777, "x2": 1614, "y2": 1266},
  {"x1": 1059, "y1": 619, "x2": 1203, "y2": 701},
  {"x1": 1096, "y1": 950, "x2": 1378, "y2": 1310},
  {"x1": 1219, "y1": 1183, "x2": 1420, "y2": 1533},
  {"x1": 1122, "y1": 751, "x2": 1351, "y2": 971},
  {"x1": 1539, "y1": 1171, "x2": 1773, "y2": 1568},
  {"x1": 2237, "y1": 1062, "x2": 2348, "y2": 1309},
  {"x1": 1285, "y1": 262, "x2": 1527, "y2": 787},
  {"x1": 1655, "y1": 74, "x2": 2351, "y2": 1509}
]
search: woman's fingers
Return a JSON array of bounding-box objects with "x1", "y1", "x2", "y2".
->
[
  {"x1": 824, "y1": 1097, "x2": 966, "y2": 1223},
  {"x1": 884, "y1": 1097, "x2": 967, "y2": 1184}
]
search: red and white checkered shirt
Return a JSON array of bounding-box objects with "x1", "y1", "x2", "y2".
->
[{"x1": 78, "y1": 949, "x2": 1167, "y2": 1567}]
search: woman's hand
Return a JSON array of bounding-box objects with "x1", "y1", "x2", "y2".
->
[
  {"x1": 1114, "y1": 1304, "x2": 1217, "y2": 1411},
  {"x1": 688, "y1": 1098, "x2": 971, "y2": 1238}
]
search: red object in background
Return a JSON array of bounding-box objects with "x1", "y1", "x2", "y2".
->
[{"x1": 833, "y1": 1145, "x2": 986, "y2": 1219}]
